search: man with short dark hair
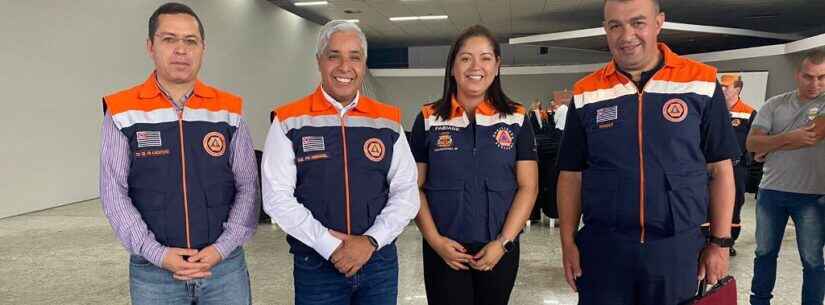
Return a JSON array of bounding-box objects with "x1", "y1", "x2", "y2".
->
[
  {"x1": 746, "y1": 48, "x2": 825, "y2": 305},
  {"x1": 100, "y1": 3, "x2": 257, "y2": 304},
  {"x1": 556, "y1": 0, "x2": 739, "y2": 304}
]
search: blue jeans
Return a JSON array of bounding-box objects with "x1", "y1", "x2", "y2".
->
[
  {"x1": 129, "y1": 247, "x2": 251, "y2": 305},
  {"x1": 293, "y1": 243, "x2": 399, "y2": 305},
  {"x1": 750, "y1": 189, "x2": 825, "y2": 305}
]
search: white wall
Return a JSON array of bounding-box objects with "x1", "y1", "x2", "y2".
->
[
  {"x1": 0, "y1": 0, "x2": 322, "y2": 218},
  {"x1": 409, "y1": 44, "x2": 612, "y2": 68}
]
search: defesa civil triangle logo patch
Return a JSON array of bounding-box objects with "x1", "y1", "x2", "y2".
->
[
  {"x1": 662, "y1": 99, "x2": 688, "y2": 123},
  {"x1": 363, "y1": 138, "x2": 385, "y2": 162},
  {"x1": 203, "y1": 132, "x2": 226, "y2": 157},
  {"x1": 493, "y1": 127, "x2": 514, "y2": 150}
]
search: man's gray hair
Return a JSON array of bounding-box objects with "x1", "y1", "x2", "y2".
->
[{"x1": 316, "y1": 20, "x2": 368, "y2": 59}]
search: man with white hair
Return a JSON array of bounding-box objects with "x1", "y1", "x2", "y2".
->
[{"x1": 261, "y1": 20, "x2": 420, "y2": 305}]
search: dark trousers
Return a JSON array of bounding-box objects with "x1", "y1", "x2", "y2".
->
[
  {"x1": 576, "y1": 227, "x2": 705, "y2": 305},
  {"x1": 422, "y1": 240, "x2": 519, "y2": 305},
  {"x1": 531, "y1": 158, "x2": 559, "y2": 220},
  {"x1": 731, "y1": 165, "x2": 748, "y2": 242}
]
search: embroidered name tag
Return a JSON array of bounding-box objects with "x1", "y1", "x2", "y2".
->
[
  {"x1": 136, "y1": 131, "x2": 162, "y2": 148},
  {"x1": 302, "y1": 136, "x2": 325, "y2": 152},
  {"x1": 296, "y1": 153, "x2": 329, "y2": 163},
  {"x1": 135, "y1": 149, "x2": 170, "y2": 158}
]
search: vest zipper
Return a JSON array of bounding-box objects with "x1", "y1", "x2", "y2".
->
[
  {"x1": 636, "y1": 91, "x2": 646, "y2": 244},
  {"x1": 176, "y1": 103, "x2": 192, "y2": 249},
  {"x1": 339, "y1": 113, "x2": 353, "y2": 235},
  {"x1": 617, "y1": 69, "x2": 664, "y2": 244}
]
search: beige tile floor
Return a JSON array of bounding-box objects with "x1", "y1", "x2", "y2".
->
[{"x1": 0, "y1": 195, "x2": 807, "y2": 305}]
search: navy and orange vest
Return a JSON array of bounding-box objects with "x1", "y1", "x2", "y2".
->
[
  {"x1": 420, "y1": 98, "x2": 528, "y2": 244},
  {"x1": 572, "y1": 44, "x2": 729, "y2": 241},
  {"x1": 104, "y1": 73, "x2": 242, "y2": 250},
  {"x1": 729, "y1": 99, "x2": 756, "y2": 167},
  {"x1": 272, "y1": 87, "x2": 401, "y2": 255}
]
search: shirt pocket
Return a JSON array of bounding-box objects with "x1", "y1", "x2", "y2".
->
[
  {"x1": 665, "y1": 170, "x2": 709, "y2": 233},
  {"x1": 580, "y1": 169, "x2": 618, "y2": 228}
]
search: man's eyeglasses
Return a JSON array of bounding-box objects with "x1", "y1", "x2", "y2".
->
[{"x1": 154, "y1": 35, "x2": 202, "y2": 49}]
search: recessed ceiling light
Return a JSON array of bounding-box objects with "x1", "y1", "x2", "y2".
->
[
  {"x1": 389, "y1": 15, "x2": 448, "y2": 21},
  {"x1": 341, "y1": 19, "x2": 360, "y2": 23},
  {"x1": 294, "y1": 1, "x2": 328, "y2": 6}
]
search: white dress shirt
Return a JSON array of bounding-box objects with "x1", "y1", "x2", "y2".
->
[{"x1": 261, "y1": 88, "x2": 420, "y2": 260}]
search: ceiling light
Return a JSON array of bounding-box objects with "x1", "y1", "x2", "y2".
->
[
  {"x1": 341, "y1": 19, "x2": 360, "y2": 23},
  {"x1": 419, "y1": 15, "x2": 448, "y2": 20},
  {"x1": 294, "y1": 1, "x2": 328, "y2": 6},
  {"x1": 389, "y1": 15, "x2": 448, "y2": 21}
]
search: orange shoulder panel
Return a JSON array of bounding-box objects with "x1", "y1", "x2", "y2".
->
[
  {"x1": 104, "y1": 85, "x2": 169, "y2": 115},
  {"x1": 273, "y1": 94, "x2": 315, "y2": 122},
  {"x1": 188, "y1": 85, "x2": 243, "y2": 115},
  {"x1": 732, "y1": 100, "x2": 755, "y2": 114},
  {"x1": 351, "y1": 96, "x2": 402, "y2": 124},
  {"x1": 654, "y1": 58, "x2": 718, "y2": 83},
  {"x1": 573, "y1": 67, "x2": 627, "y2": 95}
]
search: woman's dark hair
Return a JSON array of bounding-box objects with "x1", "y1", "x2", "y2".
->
[{"x1": 432, "y1": 24, "x2": 516, "y2": 120}]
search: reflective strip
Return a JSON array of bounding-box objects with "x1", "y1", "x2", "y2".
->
[
  {"x1": 112, "y1": 108, "x2": 178, "y2": 129},
  {"x1": 424, "y1": 115, "x2": 469, "y2": 131},
  {"x1": 183, "y1": 108, "x2": 241, "y2": 127},
  {"x1": 731, "y1": 111, "x2": 751, "y2": 119},
  {"x1": 476, "y1": 112, "x2": 525, "y2": 127},
  {"x1": 112, "y1": 107, "x2": 241, "y2": 129},
  {"x1": 574, "y1": 82, "x2": 637, "y2": 109},
  {"x1": 282, "y1": 114, "x2": 400, "y2": 134},
  {"x1": 645, "y1": 80, "x2": 716, "y2": 98}
]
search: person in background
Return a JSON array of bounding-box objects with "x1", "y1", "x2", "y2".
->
[
  {"x1": 700, "y1": 74, "x2": 756, "y2": 257},
  {"x1": 746, "y1": 48, "x2": 825, "y2": 305}
]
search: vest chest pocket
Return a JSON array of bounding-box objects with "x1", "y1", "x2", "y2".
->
[
  {"x1": 128, "y1": 128, "x2": 174, "y2": 187},
  {"x1": 205, "y1": 183, "x2": 236, "y2": 241},
  {"x1": 365, "y1": 190, "x2": 390, "y2": 229},
  {"x1": 665, "y1": 170, "x2": 708, "y2": 233},
  {"x1": 128, "y1": 188, "x2": 167, "y2": 242},
  {"x1": 485, "y1": 179, "x2": 517, "y2": 239},
  {"x1": 294, "y1": 182, "x2": 327, "y2": 223},
  {"x1": 424, "y1": 181, "x2": 465, "y2": 239}
]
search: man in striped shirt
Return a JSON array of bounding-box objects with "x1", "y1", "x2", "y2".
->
[{"x1": 99, "y1": 3, "x2": 257, "y2": 304}]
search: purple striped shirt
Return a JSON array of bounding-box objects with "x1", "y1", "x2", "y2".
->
[{"x1": 99, "y1": 110, "x2": 258, "y2": 267}]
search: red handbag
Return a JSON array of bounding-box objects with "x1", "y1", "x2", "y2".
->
[{"x1": 690, "y1": 276, "x2": 737, "y2": 305}]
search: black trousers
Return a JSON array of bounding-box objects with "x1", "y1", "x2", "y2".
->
[
  {"x1": 422, "y1": 240, "x2": 519, "y2": 305},
  {"x1": 732, "y1": 165, "x2": 748, "y2": 242},
  {"x1": 576, "y1": 228, "x2": 705, "y2": 305}
]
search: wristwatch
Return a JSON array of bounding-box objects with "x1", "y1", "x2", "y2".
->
[
  {"x1": 707, "y1": 236, "x2": 734, "y2": 248},
  {"x1": 500, "y1": 238, "x2": 515, "y2": 253},
  {"x1": 365, "y1": 235, "x2": 379, "y2": 250}
]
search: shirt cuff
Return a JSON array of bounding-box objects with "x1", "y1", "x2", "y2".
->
[
  {"x1": 364, "y1": 225, "x2": 391, "y2": 250},
  {"x1": 213, "y1": 240, "x2": 236, "y2": 260},
  {"x1": 142, "y1": 242, "x2": 169, "y2": 268},
  {"x1": 315, "y1": 230, "x2": 343, "y2": 260}
]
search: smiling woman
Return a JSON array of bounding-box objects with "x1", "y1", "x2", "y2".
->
[{"x1": 409, "y1": 24, "x2": 539, "y2": 305}]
